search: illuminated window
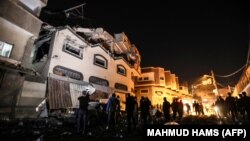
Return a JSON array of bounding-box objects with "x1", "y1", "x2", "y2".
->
[
  {"x1": 0, "y1": 41, "x2": 13, "y2": 58},
  {"x1": 94, "y1": 54, "x2": 108, "y2": 69},
  {"x1": 117, "y1": 65, "x2": 126, "y2": 76},
  {"x1": 140, "y1": 89, "x2": 149, "y2": 94},
  {"x1": 63, "y1": 42, "x2": 83, "y2": 59}
]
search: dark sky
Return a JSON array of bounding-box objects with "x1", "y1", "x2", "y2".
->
[{"x1": 42, "y1": 0, "x2": 249, "y2": 85}]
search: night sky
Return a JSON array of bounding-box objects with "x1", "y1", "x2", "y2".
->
[{"x1": 41, "y1": 0, "x2": 249, "y2": 85}]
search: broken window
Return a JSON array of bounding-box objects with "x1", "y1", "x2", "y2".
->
[
  {"x1": 33, "y1": 41, "x2": 50, "y2": 63},
  {"x1": 63, "y1": 41, "x2": 83, "y2": 59},
  {"x1": 33, "y1": 23, "x2": 56, "y2": 63}
]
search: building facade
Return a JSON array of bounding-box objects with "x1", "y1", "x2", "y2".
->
[
  {"x1": 30, "y1": 26, "x2": 141, "y2": 111},
  {"x1": 134, "y1": 67, "x2": 192, "y2": 108},
  {"x1": 0, "y1": 0, "x2": 48, "y2": 118}
]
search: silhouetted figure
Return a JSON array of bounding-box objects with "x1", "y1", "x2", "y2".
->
[
  {"x1": 225, "y1": 92, "x2": 237, "y2": 122},
  {"x1": 116, "y1": 95, "x2": 121, "y2": 123},
  {"x1": 199, "y1": 103, "x2": 204, "y2": 115},
  {"x1": 145, "y1": 97, "x2": 152, "y2": 123},
  {"x1": 193, "y1": 101, "x2": 200, "y2": 115},
  {"x1": 185, "y1": 103, "x2": 191, "y2": 115},
  {"x1": 178, "y1": 100, "x2": 184, "y2": 121},
  {"x1": 77, "y1": 90, "x2": 90, "y2": 134},
  {"x1": 106, "y1": 93, "x2": 118, "y2": 133},
  {"x1": 163, "y1": 97, "x2": 171, "y2": 122},
  {"x1": 171, "y1": 98, "x2": 179, "y2": 121},
  {"x1": 237, "y1": 94, "x2": 245, "y2": 119},
  {"x1": 134, "y1": 96, "x2": 139, "y2": 126},
  {"x1": 126, "y1": 93, "x2": 136, "y2": 132},
  {"x1": 242, "y1": 92, "x2": 250, "y2": 121},
  {"x1": 140, "y1": 96, "x2": 147, "y2": 126},
  {"x1": 215, "y1": 96, "x2": 226, "y2": 118}
]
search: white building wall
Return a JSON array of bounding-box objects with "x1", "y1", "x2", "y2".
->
[
  {"x1": 84, "y1": 45, "x2": 112, "y2": 83},
  {"x1": 0, "y1": 17, "x2": 33, "y2": 61},
  {"x1": 114, "y1": 59, "x2": 133, "y2": 91},
  {"x1": 48, "y1": 28, "x2": 137, "y2": 95},
  {"x1": 48, "y1": 29, "x2": 88, "y2": 76}
]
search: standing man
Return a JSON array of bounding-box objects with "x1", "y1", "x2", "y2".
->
[
  {"x1": 106, "y1": 93, "x2": 118, "y2": 133},
  {"x1": 126, "y1": 93, "x2": 136, "y2": 133},
  {"x1": 77, "y1": 90, "x2": 90, "y2": 135},
  {"x1": 163, "y1": 97, "x2": 171, "y2": 122}
]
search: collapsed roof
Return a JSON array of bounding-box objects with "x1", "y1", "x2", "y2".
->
[{"x1": 34, "y1": 25, "x2": 141, "y2": 68}]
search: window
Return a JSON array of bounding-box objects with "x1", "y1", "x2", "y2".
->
[
  {"x1": 117, "y1": 65, "x2": 126, "y2": 76},
  {"x1": 115, "y1": 83, "x2": 128, "y2": 91},
  {"x1": 140, "y1": 89, "x2": 149, "y2": 94},
  {"x1": 140, "y1": 72, "x2": 155, "y2": 81},
  {"x1": 160, "y1": 77, "x2": 164, "y2": 80},
  {"x1": 0, "y1": 41, "x2": 13, "y2": 58},
  {"x1": 63, "y1": 41, "x2": 83, "y2": 59},
  {"x1": 94, "y1": 54, "x2": 108, "y2": 69},
  {"x1": 155, "y1": 91, "x2": 163, "y2": 96},
  {"x1": 53, "y1": 65, "x2": 83, "y2": 80},
  {"x1": 138, "y1": 77, "x2": 142, "y2": 81},
  {"x1": 89, "y1": 76, "x2": 109, "y2": 86}
]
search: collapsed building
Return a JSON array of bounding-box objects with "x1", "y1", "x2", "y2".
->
[
  {"x1": 0, "y1": 0, "x2": 48, "y2": 119},
  {"x1": 25, "y1": 25, "x2": 142, "y2": 115}
]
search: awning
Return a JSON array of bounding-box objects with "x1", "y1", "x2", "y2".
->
[
  {"x1": 47, "y1": 74, "x2": 95, "y2": 109},
  {"x1": 47, "y1": 77, "x2": 72, "y2": 109}
]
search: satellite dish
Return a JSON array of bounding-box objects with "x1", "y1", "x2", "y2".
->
[{"x1": 84, "y1": 83, "x2": 96, "y2": 95}]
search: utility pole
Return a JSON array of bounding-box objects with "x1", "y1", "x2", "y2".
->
[
  {"x1": 211, "y1": 70, "x2": 219, "y2": 96},
  {"x1": 246, "y1": 45, "x2": 250, "y2": 67}
]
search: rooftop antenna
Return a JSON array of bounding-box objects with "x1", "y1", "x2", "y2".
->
[{"x1": 63, "y1": 3, "x2": 86, "y2": 21}]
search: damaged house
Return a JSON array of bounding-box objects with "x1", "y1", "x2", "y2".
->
[
  {"x1": 30, "y1": 25, "x2": 141, "y2": 112},
  {"x1": 0, "y1": 0, "x2": 48, "y2": 119}
]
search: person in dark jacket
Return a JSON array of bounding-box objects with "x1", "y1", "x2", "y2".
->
[
  {"x1": 163, "y1": 97, "x2": 171, "y2": 122},
  {"x1": 126, "y1": 93, "x2": 136, "y2": 132},
  {"x1": 106, "y1": 93, "x2": 118, "y2": 132},
  {"x1": 77, "y1": 90, "x2": 90, "y2": 134}
]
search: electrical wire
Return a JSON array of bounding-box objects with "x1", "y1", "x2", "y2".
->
[{"x1": 214, "y1": 64, "x2": 247, "y2": 78}]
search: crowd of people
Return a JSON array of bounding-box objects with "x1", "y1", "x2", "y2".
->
[
  {"x1": 214, "y1": 91, "x2": 250, "y2": 122},
  {"x1": 75, "y1": 90, "x2": 250, "y2": 136}
]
